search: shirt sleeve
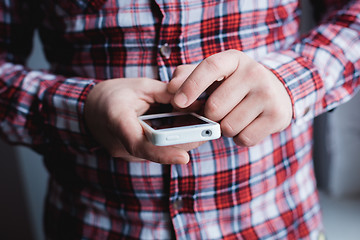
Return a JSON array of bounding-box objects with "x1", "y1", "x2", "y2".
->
[
  {"x1": 0, "y1": 0, "x2": 101, "y2": 154},
  {"x1": 259, "y1": 0, "x2": 360, "y2": 125}
]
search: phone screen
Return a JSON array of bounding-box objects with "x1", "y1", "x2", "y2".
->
[{"x1": 143, "y1": 114, "x2": 209, "y2": 130}]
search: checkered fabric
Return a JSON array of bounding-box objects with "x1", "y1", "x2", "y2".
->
[{"x1": 0, "y1": 0, "x2": 359, "y2": 239}]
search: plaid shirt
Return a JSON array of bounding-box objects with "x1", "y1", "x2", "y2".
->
[{"x1": 1, "y1": 0, "x2": 359, "y2": 239}]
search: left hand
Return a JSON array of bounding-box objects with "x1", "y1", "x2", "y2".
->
[{"x1": 168, "y1": 49, "x2": 293, "y2": 147}]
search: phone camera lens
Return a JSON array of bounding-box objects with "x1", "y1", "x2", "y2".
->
[{"x1": 202, "y1": 129, "x2": 212, "y2": 137}]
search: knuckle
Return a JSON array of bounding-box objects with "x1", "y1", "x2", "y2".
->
[
  {"x1": 187, "y1": 75, "x2": 201, "y2": 91},
  {"x1": 124, "y1": 142, "x2": 138, "y2": 157},
  {"x1": 203, "y1": 55, "x2": 222, "y2": 73},
  {"x1": 139, "y1": 77, "x2": 157, "y2": 90},
  {"x1": 271, "y1": 108, "x2": 291, "y2": 131},
  {"x1": 205, "y1": 97, "x2": 220, "y2": 118},
  {"x1": 137, "y1": 78, "x2": 149, "y2": 89},
  {"x1": 175, "y1": 64, "x2": 190, "y2": 72},
  {"x1": 204, "y1": 50, "x2": 242, "y2": 73},
  {"x1": 248, "y1": 63, "x2": 265, "y2": 80},
  {"x1": 263, "y1": 86, "x2": 275, "y2": 99},
  {"x1": 226, "y1": 49, "x2": 243, "y2": 60},
  {"x1": 221, "y1": 120, "x2": 237, "y2": 137},
  {"x1": 268, "y1": 104, "x2": 285, "y2": 122},
  {"x1": 255, "y1": 84, "x2": 276, "y2": 103},
  {"x1": 172, "y1": 65, "x2": 184, "y2": 77},
  {"x1": 235, "y1": 133, "x2": 258, "y2": 147}
]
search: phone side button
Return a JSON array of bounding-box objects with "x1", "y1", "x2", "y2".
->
[{"x1": 166, "y1": 135, "x2": 180, "y2": 141}]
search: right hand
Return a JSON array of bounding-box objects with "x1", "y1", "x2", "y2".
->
[
  {"x1": 169, "y1": 51, "x2": 292, "y2": 147},
  {"x1": 84, "y1": 78, "x2": 200, "y2": 164}
]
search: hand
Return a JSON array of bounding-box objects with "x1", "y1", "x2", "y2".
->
[
  {"x1": 168, "y1": 64, "x2": 204, "y2": 113},
  {"x1": 169, "y1": 50, "x2": 293, "y2": 147},
  {"x1": 84, "y1": 78, "x2": 195, "y2": 164}
]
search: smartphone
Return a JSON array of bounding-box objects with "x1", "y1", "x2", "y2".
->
[{"x1": 138, "y1": 112, "x2": 221, "y2": 146}]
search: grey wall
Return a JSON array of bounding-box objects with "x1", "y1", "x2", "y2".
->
[
  {"x1": 314, "y1": 93, "x2": 360, "y2": 197},
  {"x1": 301, "y1": 0, "x2": 360, "y2": 197}
]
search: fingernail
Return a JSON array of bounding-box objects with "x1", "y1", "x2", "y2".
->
[
  {"x1": 173, "y1": 153, "x2": 190, "y2": 164},
  {"x1": 175, "y1": 92, "x2": 188, "y2": 108},
  {"x1": 173, "y1": 157, "x2": 189, "y2": 165}
]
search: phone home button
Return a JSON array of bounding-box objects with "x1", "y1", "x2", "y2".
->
[{"x1": 166, "y1": 135, "x2": 180, "y2": 141}]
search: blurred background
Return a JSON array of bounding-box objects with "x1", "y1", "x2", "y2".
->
[{"x1": 0, "y1": 1, "x2": 359, "y2": 239}]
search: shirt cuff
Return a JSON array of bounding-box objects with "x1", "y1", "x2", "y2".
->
[
  {"x1": 259, "y1": 50, "x2": 325, "y2": 125},
  {"x1": 44, "y1": 77, "x2": 102, "y2": 153}
]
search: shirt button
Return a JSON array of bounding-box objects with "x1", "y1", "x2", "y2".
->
[
  {"x1": 160, "y1": 43, "x2": 171, "y2": 59},
  {"x1": 173, "y1": 198, "x2": 183, "y2": 211}
]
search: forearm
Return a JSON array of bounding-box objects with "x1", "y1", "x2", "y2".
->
[
  {"x1": 259, "y1": 0, "x2": 360, "y2": 124},
  {"x1": 0, "y1": 60, "x2": 101, "y2": 154}
]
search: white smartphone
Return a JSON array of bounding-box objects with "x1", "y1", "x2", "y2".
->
[{"x1": 138, "y1": 112, "x2": 221, "y2": 146}]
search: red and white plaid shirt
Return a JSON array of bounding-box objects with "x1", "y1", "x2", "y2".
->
[{"x1": 1, "y1": 0, "x2": 359, "y2": 239}]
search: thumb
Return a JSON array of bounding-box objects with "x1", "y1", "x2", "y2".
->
[
  {"x1": 116, "y1": 108, "x2": 189, "y2": 164},
  {"x1": 140, "y1": 141, "x2": 190, "y2": 164},
  {"x1": 142, "y1": 79, "x2": 173, "y2": 104}
]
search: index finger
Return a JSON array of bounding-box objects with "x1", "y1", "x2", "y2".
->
[{"x1": 173, "y1": 50, "x2": 240, "y2": 108}]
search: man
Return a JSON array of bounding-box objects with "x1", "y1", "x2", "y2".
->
[{"x1": 0, "y1": 0, "x2": 359, "y2": 239}]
